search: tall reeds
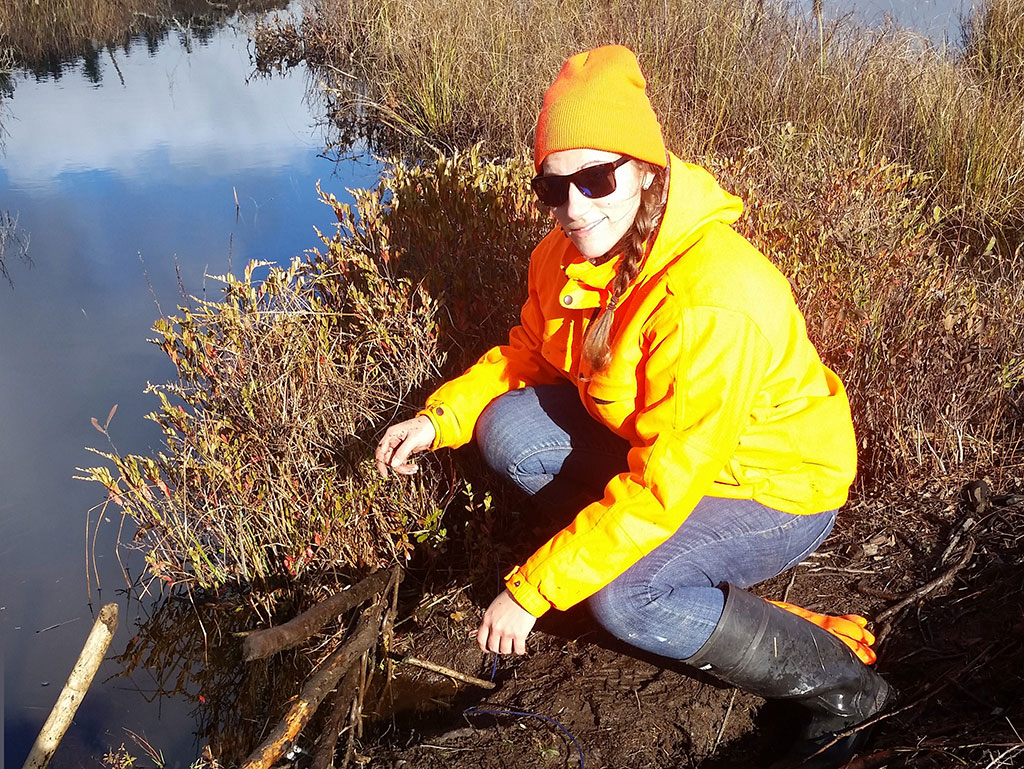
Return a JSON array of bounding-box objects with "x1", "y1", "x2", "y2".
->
[
  {"x1": 259, "y1": 0, "x2": 1024, "y2": 229},
  {"x1": 964, "y1": 0, "x2": 1024, "y2": 86}
]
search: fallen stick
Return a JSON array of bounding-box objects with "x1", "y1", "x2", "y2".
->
[
  {"x1": 398, "y1": 656, "x2": 496, "y2": 690},
  {"x1": 241, "y1": 602, "x2": 383, "y2": 769},
  {"x1": 242, "y1": 566, "x2": 400, "y2": 660},
  {"x1": 876, "y1": 536, "x2": 976, "y2": 625},
  {"x1": 22, "y1": 604, "x2": 118, "y2": 769}
]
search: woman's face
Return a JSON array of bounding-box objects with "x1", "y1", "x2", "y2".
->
[{"x1": 541, "y1": 148, "x2": 647, "y2": 262}]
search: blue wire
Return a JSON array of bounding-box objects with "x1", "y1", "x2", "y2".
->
[
  {"x1": 463, "y1": 705, "x2": 585, "y2": 769},
  {"x1": 478, "y1": 558, "x2": 584, "y2": 766}
]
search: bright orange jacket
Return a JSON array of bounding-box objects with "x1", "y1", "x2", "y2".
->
[{"x1": 419, "y1": 154, "x2": 857, "y2": 617}]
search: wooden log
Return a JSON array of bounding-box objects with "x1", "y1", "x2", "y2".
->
[
  {"x1": 241, "y1": 602, "x2": 382, "y2": 769},
  {"x1": 310, "y1": 663, "x2": 361, "y2": 769},
  {"x1": 243, "y1": 566, "x2": 400, "y2": 661},
  {"x1": 22, "y1": 603, "x2": 118, "y2": 769}
]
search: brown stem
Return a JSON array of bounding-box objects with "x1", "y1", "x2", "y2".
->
[
  {"x1": 398, "y1": 656, "x2": 496, "y2": 689},
  {"x1": 875, "y1": 536, "x2": 975, "y2": 644},
  {"x1": 243, "y1": 566, "x2": 400, "y2": 661}
]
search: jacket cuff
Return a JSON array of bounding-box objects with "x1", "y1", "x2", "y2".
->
[
  {"x1": 504, "y1": 566, "x2": 551, "y2": 617},
  {"x1": 417, "y1": 402, "x2": 460, "y2": 450}
]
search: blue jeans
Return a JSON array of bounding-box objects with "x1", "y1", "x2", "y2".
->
[{"x1": 476, "y1": 385, "x2": 838, "y2": 660}]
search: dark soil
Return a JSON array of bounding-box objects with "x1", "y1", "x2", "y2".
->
[{"x1": 353, "y1": 486, "x2": 1024, "y2": 769}]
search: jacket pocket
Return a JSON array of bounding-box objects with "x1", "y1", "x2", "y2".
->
[{"x1": 585, "y1": 375, "x2": 636, "y2": 433}]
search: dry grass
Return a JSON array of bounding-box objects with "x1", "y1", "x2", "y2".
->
[
  {"x1": 257, "y1": 0, "x2": 1024, "y2": 229},
  {"x1": 963, "y1": 0, "x2": 1024, "y2": 86}
]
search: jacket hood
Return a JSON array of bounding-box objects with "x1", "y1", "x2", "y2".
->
[{"x1": 564, "y1": 153, "x2": 743, "y2": 298}]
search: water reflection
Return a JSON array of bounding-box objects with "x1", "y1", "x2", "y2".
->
[
  {"x1": 115, "y1": 593, "x2": 309, "y2": 764},
  {"x1": 2, "y1": 0, "x2": 290, "y2": 85},
  {"x1": 0, "y1": 8, "x2": 379, "y2": 769}
]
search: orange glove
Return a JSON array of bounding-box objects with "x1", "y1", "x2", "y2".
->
[{"x1": 769, "y1": 601, "x2": 878, "y2": 665}]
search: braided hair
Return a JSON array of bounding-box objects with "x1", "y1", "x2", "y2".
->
[{"x1": 581, "y1": 160, "x2": 668, "y2": 374}]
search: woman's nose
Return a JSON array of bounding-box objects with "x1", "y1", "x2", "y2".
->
[{"x1": 564, "y1": 182, "x2": 590, "y2": 217}]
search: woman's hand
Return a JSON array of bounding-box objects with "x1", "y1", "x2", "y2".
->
[
  {"x1": 374, "y1": 416, "x2": 436, "y2": 476},
  {"x1": 476, "y1": 589, "x2": 537, "y2": 655}
]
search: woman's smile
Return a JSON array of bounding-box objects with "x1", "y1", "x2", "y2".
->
[{"x1": 542, "y1": 148, "x2": 644, "y2": 261}]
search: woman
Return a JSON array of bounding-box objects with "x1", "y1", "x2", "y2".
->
[{"x1": 375, "y1": 45, "x2": 889, "y2": 768}]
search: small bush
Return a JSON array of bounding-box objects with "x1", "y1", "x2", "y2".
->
[
  {"x1": 353, "y1": 147, "x2": 549, "y2": 372},
  {"x1": 82, "y1": 185, "x2": 446, "y2": 593}
]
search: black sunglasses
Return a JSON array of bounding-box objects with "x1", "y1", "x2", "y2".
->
[{"x1": 531, "y1": 156, "x2": 631, "y2": 207}]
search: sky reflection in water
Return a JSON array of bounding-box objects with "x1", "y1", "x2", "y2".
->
[{"x1": 0, "y1": 16, "x2": 379, "y2": 769}]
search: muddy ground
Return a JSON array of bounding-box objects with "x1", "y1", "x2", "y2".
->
[{"x1": 349, "y1": 483, "x2": 1024, "y2": 769}]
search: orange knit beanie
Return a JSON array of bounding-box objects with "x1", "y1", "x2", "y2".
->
[{"x1": 534, "y1": 45, "x2": 667, "y2": 172}]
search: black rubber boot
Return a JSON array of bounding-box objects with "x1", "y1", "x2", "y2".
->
[{"x1": 685, "y1": 583, "x2": 891, "y2": 768}]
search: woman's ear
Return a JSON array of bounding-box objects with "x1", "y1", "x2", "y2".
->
[{"x1": 642, "y1": 174, "x2": 654, "y2": 190}]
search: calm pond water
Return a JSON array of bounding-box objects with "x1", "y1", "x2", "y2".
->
[
  {"x1": 816, "y1": 0, "x2": 970, "y2": 43},
  {"x1": 0, "y1": 1, "x2": 972, "y2": 767},
  {"x1": 0, "y1": 11, "x2": 379, "y2": 769}
]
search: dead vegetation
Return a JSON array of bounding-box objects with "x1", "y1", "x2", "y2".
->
[{"x1": 0, "y1": 210, "x2": 31, "y2": 287}]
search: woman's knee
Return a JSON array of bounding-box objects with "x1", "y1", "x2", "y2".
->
[
  {"x1": 476, "y1": 389, "x2": 535, "y2": 477},
  {"x1": 476, "y1": 388, "x2": 575, "y2": 493},
  {"x1": 589, "y1": 579, "x2": 724, "y2": 659},
  {"x1": 588, "y1": 561, "x2": 700, "y2": 638}
]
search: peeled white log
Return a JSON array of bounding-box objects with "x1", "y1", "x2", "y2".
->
[{"x1": 22, "y1": 603, "x2": 119, "y2": 769}]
